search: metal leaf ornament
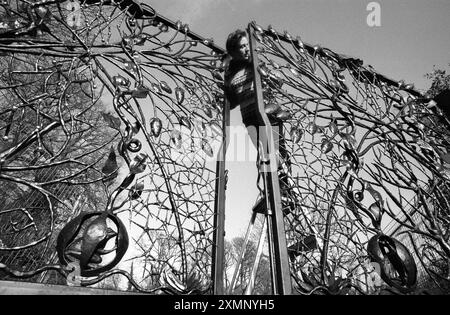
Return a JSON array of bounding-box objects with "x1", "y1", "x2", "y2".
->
[
  {"x1": 171, "y1": 130, "x2": 183, "y2": 149},
  {"x1": 310, "y1": 123, "x2": 321, "y2": 135},
  {"x1": 131, "y1": 121, "x2": 141, "y2": 135},
  {"x1": 329, "y1": 117, "x2": 338, "y2": 135},
  {"x1": 193, "y1": 119, "x2": 206, "y2": 137},
  {"x1": 201, "y1": 139, "x2": 214, "y2": 157},
  {"x1": 368, "y1": 201, "x2": 383, "y2": 229},
  {"x1": 175, "y1": 87, "x2": 185, "y2": 104},
  {"x1": 342, "y1": 141, "x2": 360, "y2": 173},
  {"x1": 129, "y1": 182, "x2": 145, "y2": 200},
  {"x1": 290, "y1": 127, "x2": 303, "y2": 144},
  {"x1": 102, "y1": 112, "x2": 121, "y2": 130},
  {"x1": 258, "y1": 64, "x2": 269, "y2": 77},
  {"x1": 211, "y1": 70, "x2": 222, "y2": 81},
  {"x1": 345, "y1": 174, "x2": 383, "y2": 231},
  {"x1": 159, "y1": 81, "x2": 172, "y2": 94},
  {"x1": 150, "y1": 82, "x2": 162, "y2": 94},
  {"x1": 133, "y1": 34, "x2": 146, "y2": 46},
  {"x1": 150, "y1": 117, "x2": 162, "y2": 137},
  {"x1": 289, "y1": 66, "x2": 300, "y2": 77},
  {"x1": 365, "y1": 183, "x2": 383, "y2": 204},
  {"x1": 124, "y1": 61, "x2": 138, "y2": 73},
  {"x1": 112, "y1": 75, "x2": 130, "y2": 88},
  {"x1": 264, "y1": 102, "x2": 281, "y2": 115},
  {"x1": 101, "y1": 147, "x2": 118, "y2": 181},
  {"x1": 179, "y1": 116, "x2": 192, "y2": 130},
  {"x1": 160, "y1": 267, "x2": 187, "y2": 293},
  {"x1": 204, "y1": 106, "x2": 213, "y2": 118},
  {"x1": 275, "y1": 110, "x2": 291, "y2": 121},
  {"x1": 34, "y1": 6, "x2": 51, "y2": 21},
  {"x1": 185, "y1": 270, "x2": 205, "y2": 294},
  {"x1": 131, "y1": 86, "x2": 149, "y2": 99},
  {"x1": 122, "y1": 35, "x2": 133, "y2": 47},
  {"x1": 321, "y1": 139, "x2": 333, "y2": 154},
  {"x1": 362, "y1": 185, "x2": 382, "y2": 225},
  {"x1": 130, "y1": 153, "x2": 148, "y2": 174}
]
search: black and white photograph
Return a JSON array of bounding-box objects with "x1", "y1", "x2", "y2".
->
[{"x1": 0, "y1": 0, "x2": 449, "y2": 304}]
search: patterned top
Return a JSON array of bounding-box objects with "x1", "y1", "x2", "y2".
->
[{"x1": 224, "y1": 60, "x2": 262, "y2": 127}]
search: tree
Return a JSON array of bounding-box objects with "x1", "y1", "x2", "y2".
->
[
  {"x1": 0, "y1": 1, "x2": 121, "y2": 282},
  {"x1": 413, "y1": 64, "x2": 450, "y2": 294},
  {"x1": 425, "y1": 64, "x2": 450, "y2": 98}
]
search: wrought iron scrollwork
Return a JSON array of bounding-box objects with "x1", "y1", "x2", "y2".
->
[
  {"x1": 0, "y1": 2, "x2": 449, "y2": 295},
  {"x1": 56, "y1": 211, "x2": 128, "y2": 277}
]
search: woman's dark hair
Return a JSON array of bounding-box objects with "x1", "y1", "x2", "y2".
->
[{"x1": 226, "y1": 29, "x2": 247, "y2": 55}]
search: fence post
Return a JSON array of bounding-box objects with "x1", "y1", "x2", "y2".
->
[{"x1": 212, "y1": 98, "x2": 230, "y2": 295}]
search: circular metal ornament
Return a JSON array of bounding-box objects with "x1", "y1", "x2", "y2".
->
[
  {"x1": 367, "y1": 234, "x2": 417, "y2": 293},
  {"x1": 57, "y1": 212, "x2": 129, "y2": 277},
  {"x1": 127, "y1": 138, "x2": 142, "y2": 152}
]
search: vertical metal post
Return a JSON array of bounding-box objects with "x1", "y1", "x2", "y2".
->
[
  {"x1": 212, "y1": 98, "x2": 230, "y2": 295},
  {"x1": 247, "y1": 22, "x2": 292, "y2": 295}
]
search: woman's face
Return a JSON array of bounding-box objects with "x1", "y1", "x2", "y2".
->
[{"x1": 232, "y1": 36, "x2": 250, "y2": 62}]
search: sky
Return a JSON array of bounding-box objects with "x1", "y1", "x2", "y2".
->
[{"x1": 143, "y1": 0, "x2": 450, "y2": 239}]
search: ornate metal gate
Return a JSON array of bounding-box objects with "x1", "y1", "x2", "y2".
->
[
  {"x1": 243, "y1": 22, "x2": 450, "y2": 295},
  {"x1": 0, "y1": 0, "x2": 227, "y2": 294},
  {"x1": 1, "y1": 1, "x2": 449, "y2": 295}
]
